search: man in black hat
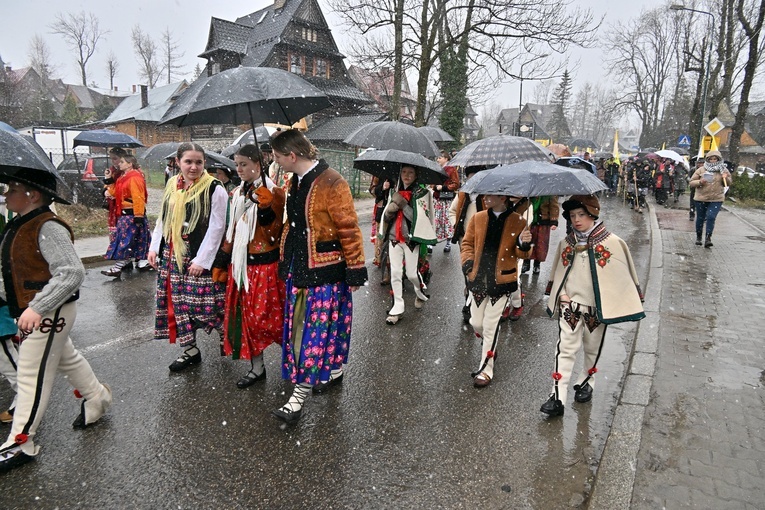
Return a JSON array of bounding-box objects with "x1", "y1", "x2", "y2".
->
[{"x1": 0, "y1": 171, "x2": 112, "y2": 472}]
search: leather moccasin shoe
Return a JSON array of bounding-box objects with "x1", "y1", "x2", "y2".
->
[
  {"x1": 312, "y1": 373, "x2": 344, "y2": 394},
  {"x1": 0, "y1": 409, "x2": 13, "y2": 424},
  {"x1": 574, "y1": 382, "x2": 593, "y2": 403},
  {"x1": 272, "y1": 407, "x2": 302, "y2": 424},
  {"x1": 473, "y1": 372, "x2": 492, "y2": 388},
  {"x1": 0, "y1": 446, "x2": 34, "y2": 473},
  {"x1": 540, "y1": 395, "x2": 565, "y2": 417},
  {"x1": 236, "y1": 369, "x2": 266, "y2": 389},
  {"x1": 169, "y1": 350, "x2": 202, "y2": 372}
]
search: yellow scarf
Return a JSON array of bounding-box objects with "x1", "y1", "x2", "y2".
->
[{"x1": 160, "y1": 173, "x2": 216, "y2": 271}]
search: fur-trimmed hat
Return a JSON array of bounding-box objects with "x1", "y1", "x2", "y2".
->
[
  {"x1": 705, "y1": 150, "x2": 722, "y2": 162},
  {"x1": 562, "y1": 194, "x2": 600, "y2": 221},
  {"x1": 0, "y1": 169, "x2": 71, "y2": 204}
]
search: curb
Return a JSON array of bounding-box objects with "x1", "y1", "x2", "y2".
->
[{"x1": 588, "y1": 204, "x2": 663, "y2": 509}]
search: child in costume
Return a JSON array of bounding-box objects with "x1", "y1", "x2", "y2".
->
[
  {"x1": 461, "y1": 194, "x2": 532, "y2": 387},
  {"x1": 541, "y1": 195, "x2": 644, "y2": 417},
  {"x1": 0, "y1": 173, "x2": 112, "y2": 472},
  {"x1": 380, "y1": 165, "x2": 436, "y2": 325}
]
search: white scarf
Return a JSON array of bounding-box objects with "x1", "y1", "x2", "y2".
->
[{"x1": 226, "y1": 176, "x2": 276, "y2": 291}]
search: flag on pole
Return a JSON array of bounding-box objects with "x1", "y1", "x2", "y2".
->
[
  {"x1": 612, "y1": 130, "x2": 621, "y2": 165},
  {"x1": 661, "y1": 142, "x2": 666, "y2": 150},
  {"x1": 710, "y1": 135, "x2": 720, "y2": 152}
]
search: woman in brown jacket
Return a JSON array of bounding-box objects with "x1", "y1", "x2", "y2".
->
[
  {"x1": 688, "y1": 150, "x2": 731, "y2": 248},
  {"x1": 521, "y1": 196, "x2": 560, "y2": 275},
  {"x1": 214, "y1": 144, "x2": 286, "y2": 388},
  {"x1": 461, "y1": 194, "x2": 532, "y2": 388}
]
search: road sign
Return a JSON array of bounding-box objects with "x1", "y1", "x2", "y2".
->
[
  {"x1": 704, "y1": 118, "x2": 725, "y2": 136},
  {"x1": 702, "y1": 135, "x2": 720, "y2": 151},
  {"x1": 677, "y1": 135, "x2": 691, "y2": 148}
]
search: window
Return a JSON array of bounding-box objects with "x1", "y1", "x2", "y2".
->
[
  {"x1": 315, "y1": 58, "x2": 327, "y2": 78},
  {"x1": 289, "y1": 53, "x2": 303, "y2": 74},
  {"x1": 301, "y1": 27, "x2": 317, "y2": 42}
]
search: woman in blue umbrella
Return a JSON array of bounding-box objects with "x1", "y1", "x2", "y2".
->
[{"x1": 380, "y1": 165, "x2": 437, "y2": 325}]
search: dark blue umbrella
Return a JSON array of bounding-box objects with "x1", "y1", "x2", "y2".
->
[
  {"x1": 73, "y1": 129, "x2": 144, "y2": 148},
  {"x1": 460, "y1": 160, "x2": 607, "y2": 197},
  {"x1": 165, "y1": 149, "x2": 235, "y2": 171},
  {"x1": 554, "y1": 156, "x2": 597, "y2": 174}
]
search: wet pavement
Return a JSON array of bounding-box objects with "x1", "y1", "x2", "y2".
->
[
  {"x1": 7, "y1": 190, "x2": 761, "y2": 508},
  {"x1": 628, "y1": 199, "x2": 765, "y2": 509}
]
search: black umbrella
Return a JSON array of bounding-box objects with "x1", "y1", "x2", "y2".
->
[
  {"x1": 137, "y1": 142, "x2": 183, "y2": 167},
  {"x1": 667, "y1": 146, "x2": 690, "y2": 155},
  {"x1": 449, "y1": 135, "x2": 556, "y2": 168},
  {"x1": 73, "y1": 129, "x2": 144, "y2": 148},
  {"x1": 165, "y1": 150, "x2": 235, "y2": 171},
  {"x1": 0, "y1": 129, "x2": 71, "y2": 203},
  {"x1": 158, "y1": 67, "x2": 331, "y2": 129},
  {"x1": 593, "y1": 151, "x2": 613, "y2": 159},
  {"x1": 344, "y1": 121, "x2": 440, "y2": 158},
  {"x1": 568, "y1": 138, "x2": 598, "y2": 150},
  {"x1": 460, "y1": 160, "x2": 607, "y2": 197},
  {"x1": 233, "y1": 126, "x2": 276, "y2": 145},
  {"x1": 554, "y1": 156, "x2": 597, "y2": 174},
  {"x1": 637, "y1": 147, "x2": 659, "y2": 157},
  {"x1": 353, "y1": 149, "x2": 447, "y2": 185},
  {"x1": 418, "y1": 126, "x2": 455, "y2": 143}
]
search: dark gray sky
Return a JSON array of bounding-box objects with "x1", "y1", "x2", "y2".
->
[{"x1": 0, "y1": 0, "x2": 657, "y2": 114}]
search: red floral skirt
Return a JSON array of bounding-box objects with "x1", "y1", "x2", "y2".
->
[{"x1": 223, "y1": 261, "x2": 285, "y2": 359}]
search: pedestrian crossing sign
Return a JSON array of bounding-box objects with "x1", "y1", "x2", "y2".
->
[{"x1": 677, "y1": 135, "x2": 691, "y2": 148}]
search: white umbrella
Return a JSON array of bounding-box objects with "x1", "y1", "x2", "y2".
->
[{"x1": 655, "y1": 149, "x2": 689, "y2": 169}]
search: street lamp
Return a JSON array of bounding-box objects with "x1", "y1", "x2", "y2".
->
[
  {"x1": 670, "y1": 4, "x2": 716, "y2": 155},
  {"x1": 516, "y1": 54, "x2": 549, "y2": 136}
]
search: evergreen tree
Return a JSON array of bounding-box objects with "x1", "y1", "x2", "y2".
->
[
  {"x1": 547, "y1": 70, "x2": 573, "y2": 142},
  {"x1": 61, "y1": 94, "x2": 83, "y2": 124},
  {"x1": 438, "y1": 42, "x2": 468, "y2": 146},
  {"x1": 94, "y1": 97, "x2": 115, "y2": 120}
]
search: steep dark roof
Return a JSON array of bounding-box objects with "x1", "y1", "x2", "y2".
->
[
  {"x1": 304, "y1": 76, "x2": 373, "y2": 104},
  {"x1": 199, "y1": 18, "x2": 251, "y2": 57},
  {"x1": 235, "y1": 1, "x2": 304, "y2": 67},
  {"x1": 308, "y1": 113, "x2": 387, "y2": 142}
]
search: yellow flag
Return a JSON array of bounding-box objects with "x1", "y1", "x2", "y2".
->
[
  {"x1": 661, "y1": 142, "x2": 666, "y2": 150},
  {"x1": 612, "y1": 130, "x2": 621, "y2": 164},
  {"x1": 710, "y1": 135, "x2": 719, "y2": 152}
]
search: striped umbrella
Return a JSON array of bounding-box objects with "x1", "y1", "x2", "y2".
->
[{"x1": 450, "y1": 135, "x2": 555, "y2": 168}]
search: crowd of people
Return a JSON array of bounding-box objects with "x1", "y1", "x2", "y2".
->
[{"x1": 0, "y1": 130, "x2": 658, "y2": 473}]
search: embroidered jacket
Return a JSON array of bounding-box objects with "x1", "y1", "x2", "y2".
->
[
  {"x1": 279, "y1": 160, "x2": 367, "y2": 287},
  {"x1": 545, "y1": 223, "x2": 645, "y2": 324}
]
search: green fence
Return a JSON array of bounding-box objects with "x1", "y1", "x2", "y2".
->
[{"x1": 319, "y1": 148, "x2": 372, "y2": 198}]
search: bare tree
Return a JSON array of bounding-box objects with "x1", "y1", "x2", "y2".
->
[
  {"x1": 330, "y1": 0, "x2": 598, "y2": 126},
  {"x1": 49, "y1": 11, "x2": 107, "y2": 86},
  {"x1": 105, "y1": 51, "x2": 119, "y2": 90},
  {"x1": 729, "y1": 0, "x2": 765, "y2": 165},
  {"x1": 132, "y1": 26, "x2": 165, "y2": 88},
  {"x1": 605, "y1": 7, "x2": 680, "y2": 147},
  {"x1": 161, "y1": 27, "x2": 185, "y2": 85},
  {"x1": 27, "y1": 34, "x2": 57, "y2": 81},
  {"x1": 532, "y1": 81, "x2": 553, "y2": 105}
]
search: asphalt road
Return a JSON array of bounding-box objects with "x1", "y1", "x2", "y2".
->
[{"x1": 0, "y1": 196, "x2": 650, "y2": 509}]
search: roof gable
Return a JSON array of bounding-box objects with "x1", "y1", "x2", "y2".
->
[
  {"x1": 200, "y1": 18, "x2": 251, "y2": 57},
  {"x1": 104, "y1": 81, "x2": 188, "y2": 123}
]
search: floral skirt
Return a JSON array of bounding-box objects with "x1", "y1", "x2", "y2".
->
[
  {"x1": 434, "y1": 199, "x2": 454, "y2": 242},
  {"x1": 529, "y1": 224, "x2": 552, "y2": 262},
  {"x1": 223, "y1": 262, "x2": 285, "y2": 360},
  {"x1": 281, "y1": 277, "x2": 353, "y2": 385},
  {"x1": 105, "y1": 215, "x2": 149, "y2": 261},
  {"x1": 154, "y1": 245, "x2": 226, "y2": 347}
]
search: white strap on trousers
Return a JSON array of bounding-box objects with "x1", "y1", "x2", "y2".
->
[
  {"x1": 2, "y1": 302, "x2": 106, "y2": 455},
  {"x1": 551, "y1": 302, "x2": 607, "y2": 405},
  {"x1": 0, "y1": 335, "x2": 19, "y2": 411},
  {"x1": 469, "y1": 293, "x2": 509, "y2": 379}
]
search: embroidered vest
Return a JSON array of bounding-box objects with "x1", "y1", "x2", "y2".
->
[{"x1": 1, "y1": 208, "x2": 76, "y2": 317}]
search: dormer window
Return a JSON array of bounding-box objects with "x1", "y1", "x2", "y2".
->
[{"x1": 301, "y1": 27, "x2": 317, "y2": 42}]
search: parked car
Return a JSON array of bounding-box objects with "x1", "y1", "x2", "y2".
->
[{"x1": 56, "y1": 155, "x2": 110, "y2": 207}]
